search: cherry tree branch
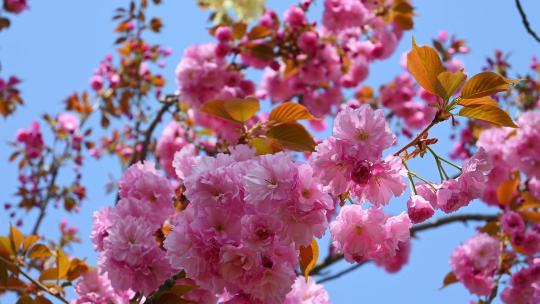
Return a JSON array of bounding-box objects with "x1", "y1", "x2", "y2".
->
[
  {"x1": 127, "y1": 94, "x2": 178, "y2": 167},
  {"x1": 143, "y1": 270, "x2": 186, "y2": 304},
  {"x1": 311, "y1": 214, "x2": 498, "y2": 280},
  {"x1": 515, "y1": 0, "x2": 540, "y2": 44},
  {"x1": 486, "y1": 238, "x2": 506, "y2": 304},
  {"x1": 318, "y1": 262, "x2": 366, "y2": 284},
  {"x1": 0, "y1": 256, "x2": 69, "y2": 304},
  {"x1": 31, "y1": 165, "x2": 59, "y2": 235},
  {"x1": 392, "y1": 119, "x2": 438, "y2": 156}
]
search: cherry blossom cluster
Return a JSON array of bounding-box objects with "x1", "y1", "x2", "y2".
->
[
  {"x1": 450, "y1": 233, "x2": 500, "y2": 296},
  {"x1": 90, "y1": 161, "x2": 175, "y2": 296},
  {"x1": 476, "y1": 111, "x2": 540, "y2": 206},
  {"x1": 175, "y1": 0, "x2": 413, "y2": 141},
  {"x1": 165, "y1": 145, "x2": 333, "y2": 303},
  {"x1": 7, "y1": 112, "x2": 88, "y2": 226},
  {"x1": 446, "y1": 110, "x2": 540, "y2": 302}
]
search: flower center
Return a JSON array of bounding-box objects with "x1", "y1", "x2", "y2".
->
[
  {"x1": 358, "y1": 130, "x2": 369, "y2": 141},
  {"x1": 351, "y1": 160, "x2": 373, "y2": 185}
]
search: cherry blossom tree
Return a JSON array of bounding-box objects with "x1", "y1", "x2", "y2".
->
[{"x1": 1, "y1": 0, "x2": 540, "y2": 303}]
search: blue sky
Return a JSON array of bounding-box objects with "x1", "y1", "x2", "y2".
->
[{"x1": 1, "y1": 0, "x2": 539, "y2": 303}]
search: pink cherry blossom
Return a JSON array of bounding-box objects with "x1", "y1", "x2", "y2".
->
[
  {"x1": 117, "y1": 161, "x2": 174, "y2": 224},
  {"x1": 175, "y1": 43, "x2": 227, "y2": 108},
  {"x1": 284, "y1": 5, "x2": 306, "y2": 29},
  {"x1": 436, "y1": 179, "x2": 472, "y2": 213},
  {"x1": 172, "y1": 144, "x2": 198, "y2": 180},
  {"x1": 407, "y1": 195, "x2": 435, "y2": 223},
  {"x1": 501, "y1": 261, "x2": 540, "y2": 304},
  {"x1": 374, "y1": 240, "x2": 411, "y2": 273},
  {"x1": 57, "y1": 113, "x2": 80, "y2": 133},
  {"x1": 101, "y1": 215, "x2": 173, "y2": 295},
  {"x1": 243, "y1": 152, "x2": 297, "y2": 206},
  {"x1": 16, "y1": 121, "x2": 45, "y2": 159},
  {"x1": 71, "y1": 269, "x2": 131, "y2": 304},
  {"x1": 333, "y1": 105, "x2": 395, "y2": 159},
  {"x1": 330, "y1": 205, "x2": 410, "y2": 263},
  {"x1": 156, "y1": 121, "x2": 188, "y2": 177},
  {"x1": 284, "y1": 277, "x2": 330, "y2": 304},
  {"x1": 90, "y1": 207, "x2": 116, "y2": 252},
  {"x1": 450, "y1": 233, "x2": 500, "y2": 296},
  {"x1": 322, "y1": 0, "x2": 368, "y2": 32},
  {"x1": 4, "y1": 0, "x2": 28, "y2": 14},
  {"x1": 350, "y1": 155, "x2": 406, "y2": 206}
]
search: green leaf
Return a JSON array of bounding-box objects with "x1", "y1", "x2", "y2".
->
[{"x1": 458, "y1": 104, "x2": 517, "y2": 128}]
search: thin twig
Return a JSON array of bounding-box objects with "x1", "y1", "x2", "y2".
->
[
  {"x1": 393, "y1": 119, "x2": 437, "y2": 156},
  {"x1": 486, "y1": 238, "x2": 506, "y2": 304},
  {"x1": 31, "y1": 160, "x2": 60, "y2": 235},
  {"x1": 318, "y1": 262, "x2": 366, "y2": 283},
  {"x1": 0, "y1": 256, "x2": 69, "y2": 304},
  {"x1": 515, "y1": 0, "x2": 540, "y2": 44},
  {"x1": 143, "y1": 270, "x2": 186, "y2": 304},
  {"x1": 311, "y1": 214, "x2": 498, "y2": 278},
  {"x1": 128, "y1": 94, "x2": 178, "y2": 166}
]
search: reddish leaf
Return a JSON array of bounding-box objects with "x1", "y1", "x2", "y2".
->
[
  {"x1": 266, "y1": 122, "x2": 316, "y2": 152},
  {"x1": 458, "y1": 105, "x2": 517, "y2": 128},
  {"x1": 406, "y1": 38, "x2": 445, "y2": 96},
  {"x1": 268, "y1": 102, "x2": 319, "y2": 123},
  {"x1": 299, "y1": 239, "x2": 319, "y2": 281}
]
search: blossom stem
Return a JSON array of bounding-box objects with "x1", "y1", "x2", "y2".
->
[
  {"x1": 427, "y1": 146, "x2": 462, "y2": 172},
  {"x1": 427, "y1": 147, "x2": 446, "y2": 182},
  {"x1": 402, "y1": 161, "x2": 418, "y2": 195},
  {"x1": 410, "y1": 172, "x2": 437, "y2": 190},
  {"x1": 438, "y1": 156, "x2": 463, "y2": 172}
]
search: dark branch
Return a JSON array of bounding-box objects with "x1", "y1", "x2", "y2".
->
[
  {"x1": 411, "y1": 214, "x2": 498, "y2": 235},
  {"x1": 311, "y1": 213, "x2": 498, "y2": 279},
  {"x1": 392, "y1": 119, "x2": 437, "y2": 156},
  {"x1": 318, "y1": 262, "x2": 366, "y2": 284},
  {"x1": 515, "y1": 0, "x2": 540, "y2": 44},
  {"x1": 128, "y1": 94, "x2": 178, "y2": 166},
  {"x1": 143, "y1": 270, "x2": 186, "y2": 304},
  {"x1": 0, "y1": 256, "x2": 69, "y2": 303}
]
